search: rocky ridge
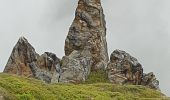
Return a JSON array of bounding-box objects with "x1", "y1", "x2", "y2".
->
[{"x1": 3, "y1": 0, "x2": 159, "y2": 90}]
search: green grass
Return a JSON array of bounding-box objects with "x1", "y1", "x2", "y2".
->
[
  {"x1": 85, "y1": 70, "x2": 109, "y2": 84},
  {"x1": 0, "y1": 73, "x2": 168, "y2": 100}
]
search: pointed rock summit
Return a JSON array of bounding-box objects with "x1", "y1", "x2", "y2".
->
[
  {"x1": 65, "y1": 0, "x2": 109, "y2": 71},
  {"x1": 3, "y1": 37, "x2": 61, "y2": 83},
  {"x1": 3, "y1": 37, "x2": 38, "y2": 76}
]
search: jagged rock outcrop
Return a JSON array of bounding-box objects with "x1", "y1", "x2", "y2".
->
[
  {"x1": 65, "y1": 0, "x2": 109, "y2": 71},
  {"x1": 107, "y1": 49, "x2": 159, "y2": 89},
  {"x1": 3, "y1": 37, "x2": 38, "y2": 76},
  {"x1": 59, "y1": 49, "x2": 92, "y2": 83},
  {"x1": 29, "y1": 52, "x2": 61, "y2": 83},
  {"x1": 3, "y1": 37, "x2": 61, "y2": 83}
]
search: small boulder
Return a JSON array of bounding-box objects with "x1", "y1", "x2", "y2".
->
[
  {"x1": 142, "y1": 72, "x2": 159, "y2": 89},
  {"x1": 59, "y1": 49, "x2": 92, "y2": 83}
]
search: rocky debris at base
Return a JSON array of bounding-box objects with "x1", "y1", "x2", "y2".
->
[{"x1": 29, "y1": 52, "x2": 61, "y2": 83}]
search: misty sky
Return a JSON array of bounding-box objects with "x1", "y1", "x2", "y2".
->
[{"x1": 0, "y1": 0, "x2": 170, "y2": 96}]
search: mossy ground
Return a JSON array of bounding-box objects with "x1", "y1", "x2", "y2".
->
[{"x1": 0, "y1": 73, "x2": 168, "y2": 100}]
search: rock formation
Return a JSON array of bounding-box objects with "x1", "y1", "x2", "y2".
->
[
  {"x1": 142, "y1": 72, "x2": 159, "y2": 89},
  {"x1": 3, "y1": 0, "x2": 160, "y2": 90},
  {"x1": 107, "y1": 49, "x2": 159, "y2": 89},
  {"x1": 3, "y1": 37, "x2": 38, "y2": 77},
  {"x1": 29, "y1": 52, "x2": 60, "y2": 83},
  {"x1": 59, "y1": 49, "x2": 92, "y2": 83},
  {"x1": 3, "y1": 37, "x2": 61, "y2": 83},
  {"x1": 64, "y1": 0, "x2": 109, "y2": 71}
]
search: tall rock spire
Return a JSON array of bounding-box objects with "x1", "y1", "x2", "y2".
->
[{"x1": 65, "y1": 0, "x2": 109, "y2": 71}]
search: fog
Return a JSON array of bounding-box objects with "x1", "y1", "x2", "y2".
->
[{"x1": 0, "y1": 0, "x2": 169, "y2": 96}]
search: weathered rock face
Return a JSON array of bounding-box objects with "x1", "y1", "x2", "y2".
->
[
  {"x1": 65, "y1": 0, "x2": 109, "y2": 71},
  {"x1": 142, "y1": 72, "x2": 159, "y2": 89},
  {"x1": 29, "y1": 52, "x2": 61, "y2": 83},
  {"x1": 59, "y1": 49, "x2": 92, "y2": 83},
  {"x1": 3, "y1": 37, "x2": 61, "y2": 83},
  {"x1": 107, "y1": 50, "x2": 143, "y2": 85},
  {"x1": 107, "y1": 49, "x2": 159, "y2": 89},
  {"x1": 3, "y1": 37, "x2": 38, "y2": 77}
]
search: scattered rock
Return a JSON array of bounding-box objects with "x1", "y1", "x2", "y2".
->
[
  {"x1": 64, "y1": 0, "x2": 109, "y2": 71},
  {"x1": 107, "y1": 49, "x2": 159, "y2": 89}
]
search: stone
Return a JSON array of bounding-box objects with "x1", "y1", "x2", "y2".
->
[
  {"x1": 59, "y1": 49, "x2": 92, "y2": 83},
  {"x1": 107, "y1": 49, "x2": 159, "y2": 89},
  {"x1": 3, "y1": 37, "x2": 61, "y2": 83},
  {"x1": 107, "y1": 49, "x2": 143, "y2": 85},
  {"x1": 65, "y1": 0, "x2": 109, "y2": 71},
  {"x1": 141, "y1": 72, "x2": 159, "y2": 89},
  {"x1": 3, "y1": 37, "x2": 38, "y2": 77},
  {"x1": 29, "y1": 52, "x2": 61, "y2": 83}
]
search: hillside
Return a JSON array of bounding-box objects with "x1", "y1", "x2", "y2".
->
[{"x1": 0, "y1": 73, "x2": 168, "y2": 100}]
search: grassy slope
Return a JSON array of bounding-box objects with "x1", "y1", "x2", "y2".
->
[{"x1": 0, "y1": 73, "x2": 168, "y2": 100}]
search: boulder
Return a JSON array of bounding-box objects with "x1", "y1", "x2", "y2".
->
[
  {"x1": 107, "y1": 49, "x2": 159, "y2": 89},
  {"x1": 142, "y1": 72, "x2": 159, "y2": 89},
  {"x1": 59, "y1": 49, "x2": 92, "y2": 83},
  {"x1": 29, "y1": 52, "x2": 60, "y2": 83},
  {"x1": 107, "y1": 49, "x2": 143, "y2": 85},
  {"x1": 65, "y1": 0, "x2": 109, "y2": 71}
]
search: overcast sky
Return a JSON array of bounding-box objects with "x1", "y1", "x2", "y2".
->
[{"x1": 0, "y1": 0, "x2": 170, "y2": 96}]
